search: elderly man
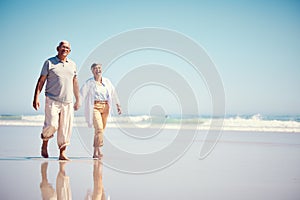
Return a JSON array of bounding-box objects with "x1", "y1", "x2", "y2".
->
[{"x1": 33, "y1": 40, "x2": 80, "y2": 160}]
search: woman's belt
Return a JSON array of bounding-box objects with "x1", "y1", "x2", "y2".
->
[{"x1": 94, "y1": 100, "x2": 108, "y2": 104}]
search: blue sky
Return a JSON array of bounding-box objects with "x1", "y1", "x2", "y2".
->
[{"x1": 0, "y1": 0, "x2": 299, "y2": 116}]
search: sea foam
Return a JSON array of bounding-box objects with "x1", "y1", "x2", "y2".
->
[{"x1": 0, "y1": 114, "x2": 299, "y2": 133}]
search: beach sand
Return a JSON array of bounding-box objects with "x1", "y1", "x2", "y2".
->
[{"x1": 0, "y1": 126, "x2": 300, "y2": 200}]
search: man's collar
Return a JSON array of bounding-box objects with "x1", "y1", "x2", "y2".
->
[{"x1": 55, "y1": 56, "x2": 69, "y2": 62}]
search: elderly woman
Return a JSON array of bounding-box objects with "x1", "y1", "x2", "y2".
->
[{"x1": 80, "y1": 63, "x2": 121, "y2": 159}]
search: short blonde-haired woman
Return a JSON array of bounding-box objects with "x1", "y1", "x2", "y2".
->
[{"x1": 80, "y1": 63, "x2": 121, "y2": 159}]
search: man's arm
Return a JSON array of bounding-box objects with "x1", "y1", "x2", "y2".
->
[
  {"x1": 33, "y1": 75, "x2": 47, "y2": 110},
  {"x1": 73, "y1": 76, "x2": 80, "y2": 111}
]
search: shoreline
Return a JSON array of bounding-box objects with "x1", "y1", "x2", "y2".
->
[
  {"x1": 0, "y1": 114, "x2": 299, "y2": 133},
  {"x1": 1, "y1": 124, "x2": 300, "y2": 133}
]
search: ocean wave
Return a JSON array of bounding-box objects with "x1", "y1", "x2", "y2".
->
[{"x1": 0, "y1": 114, "x2": 299, "y2": 133}]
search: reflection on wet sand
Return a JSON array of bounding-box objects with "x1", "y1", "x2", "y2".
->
[
  {"x1": 40, "y1": 161, "x2": 72, "y2": 200},
  {"x1": 40, "y1": 160, "x2": 105, "y2": 200},
  {"x1": 40, "y1": 162, "x2": 56, "y2": 199},
  {"x1": 85, "y1": 160, "x2": 106, "y2": 200}
]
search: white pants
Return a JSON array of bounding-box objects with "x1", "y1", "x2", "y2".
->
[{"x1": 42, "y1": 97, "x2": 74, "y2": 149}]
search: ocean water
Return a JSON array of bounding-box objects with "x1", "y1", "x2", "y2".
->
[{"x1": 0, "y1": 113, "x2": 300, "y2": 133}]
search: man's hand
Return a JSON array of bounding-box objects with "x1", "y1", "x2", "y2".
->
[
  {"x1": 33, "y1": 99, "x2": 40, "y2": 110},
  {"x1": 33, "y1": 75, "x2": 46, "y2": 111},
  {"x1": 74, "y1": 101, "x2": 80, "y2": 111}
]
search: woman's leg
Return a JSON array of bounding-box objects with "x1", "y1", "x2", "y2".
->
[
  {"x1": 101, "y1": 103, "x2": 110, "y2": 131},
  {"x1": 93, "y1": 103, "x2": 104, "y2": 158}
]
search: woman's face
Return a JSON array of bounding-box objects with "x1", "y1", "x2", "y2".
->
[{"x1": 92, "y1": 65, "x2": 102, "y2": 77}]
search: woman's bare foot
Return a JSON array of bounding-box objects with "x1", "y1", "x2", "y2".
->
[{"x1": 93, "y1": 147, "x2": 103, "y2": 159}]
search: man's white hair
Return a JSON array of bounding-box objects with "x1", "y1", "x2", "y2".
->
[{"x1": 58, "y1": 40, "x2": 70, "y2": 47}]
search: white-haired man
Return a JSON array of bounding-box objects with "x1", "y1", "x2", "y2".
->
[{"x1": 33, "y1": 40, "x2": 80, "y2": 160}]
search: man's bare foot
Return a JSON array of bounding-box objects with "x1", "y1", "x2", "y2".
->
[
  {"x1": 41, "y1": 140, "x2": 49, "y2": 158},
  {"x1": 59, "y1": 146, "x2": 70, "y2": 161}
]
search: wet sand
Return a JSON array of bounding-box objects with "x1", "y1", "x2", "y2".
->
[{"x1": 0, "y1": 126, "x2": 300, "y2": 199}]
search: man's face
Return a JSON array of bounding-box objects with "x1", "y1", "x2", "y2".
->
[{"x1": 57, "y1": 42, "x2": 71, "y2": 57}]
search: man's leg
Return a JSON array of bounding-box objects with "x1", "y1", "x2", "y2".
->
[
  {"x1": 57, "y1": 102, "x2": 73, "y2": 161},
  {"x1": 41, "y1": 97, "x2": 59, "y2": 158}
]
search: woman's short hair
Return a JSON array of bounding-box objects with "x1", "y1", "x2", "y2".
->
[{"x1": 90, "y1": 63, "x2": 102, "y2": 70}]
